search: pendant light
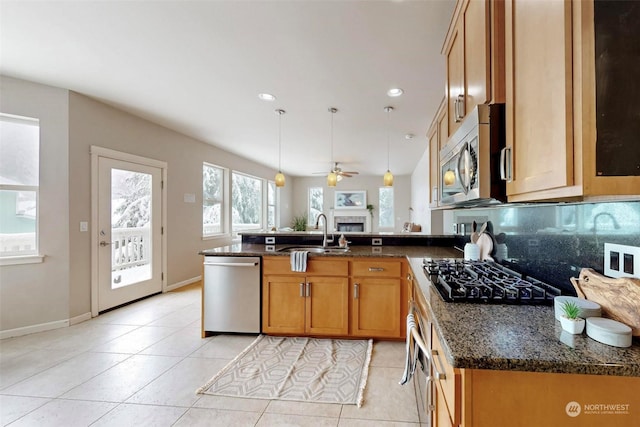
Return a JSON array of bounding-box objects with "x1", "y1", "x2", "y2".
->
[
  {"x1": 275, "y1": 109, "x2": 286, "y2": 187},
  {"x1": 327, "y1": 108, "x2": 338, "y2": 187},
  {"x1": 383, "y1": 106, "x2": 394, "y2": 187}
]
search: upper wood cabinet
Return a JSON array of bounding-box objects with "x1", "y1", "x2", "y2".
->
[
  {"x1": 442, "y1": 0, "x2": 505, "y2": 140},
  {"x1": 504, "y1": 0, "x2": 640, "y2": 202},
  {"x1": 428, "y1": 98, "x2": 447, "y2": 208}
]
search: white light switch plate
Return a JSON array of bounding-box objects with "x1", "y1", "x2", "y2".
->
[{"x1": 604, "y1": 243, "x2": 640, "y2": 279}]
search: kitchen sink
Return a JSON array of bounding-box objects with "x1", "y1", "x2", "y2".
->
[{"x1": 277, "y1": 246, "x2": 350, "y2": 254}]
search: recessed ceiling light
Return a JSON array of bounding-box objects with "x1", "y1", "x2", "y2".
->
[
  {"x1": 387, "y1": 88, "x2": 404, "y2": 97},
  {"x1": 405, "y1": 133, "x2": 415, "y2": 140},
  {"x1": 258, "y1": 93, "x2": 276, "y2": 101}
]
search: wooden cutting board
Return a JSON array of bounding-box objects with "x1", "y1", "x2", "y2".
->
[{"x1": 571, "y1": 268, "x2": 640, "y2": 336}]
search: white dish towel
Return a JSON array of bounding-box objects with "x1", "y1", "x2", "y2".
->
[{"x1": 290, "y1": 251, "x2": 309, "y2": 272}]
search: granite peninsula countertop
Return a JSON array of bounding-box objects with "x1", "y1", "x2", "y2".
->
[
  {"x1": 200, "y1": 243, "x2": 459, "y2": 258},
  {"x1": 199, "y1": 243, "x2": 640, "y2": 377},
  {"x1": 407, "y1": 258, "x2": 640, "y2": 377}
]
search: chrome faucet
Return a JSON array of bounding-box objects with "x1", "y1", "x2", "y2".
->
[{"x1": 315, "y1": 213, "x2": 334, "y2": 247}]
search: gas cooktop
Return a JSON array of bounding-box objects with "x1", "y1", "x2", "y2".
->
[{"x1": 422, "y1": 258, "x2": 562, "y2": 305}]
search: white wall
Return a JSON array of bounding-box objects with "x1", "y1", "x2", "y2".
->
[
  {"x1": 0, "y1": 76, "x2": 71, "y2": 332},
  {"x1": 291, "y1": 175, "x2": 412, "y2": 233},
  {"x1": 410, "y1": 146, "x2": 432, "y2": 232}
]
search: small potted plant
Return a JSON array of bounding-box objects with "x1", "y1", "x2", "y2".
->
[{"x1": 559, "y1": 301, "x2": 585, "y2": 334}]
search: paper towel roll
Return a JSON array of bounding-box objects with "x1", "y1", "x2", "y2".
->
[{"x1": 464, "y1": 243, "x2": 480, "y2": 261}]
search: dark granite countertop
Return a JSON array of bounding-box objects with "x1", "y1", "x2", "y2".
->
[
  {"x1": 200, "y1": 243, "x2": 459, "y2": 259},
  {"x1": 407, "y1": 258, "x2": 640, "y2": 377},
  {"x1": 199, "y1": 243, "x2": 640, "y2": 377}
]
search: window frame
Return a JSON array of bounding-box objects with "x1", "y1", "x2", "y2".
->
[
  {"x1": 308, "y1": 186, "x2": 324, "y2": 226},
  {"x1": 266, "y1": 180, "x2": 277, "y2": 230},
  {"x1": 202, "y1": 162, "x2": 227, "y2": 239},
  {"x1": 231, "y1": 170, "x2": 264, "y2": 235},
  {"x1": 0, "y1": 113, "x2": 41, "y2": 262},
  {"x1": 378, "y1": 186, "x2": 395, "y2": 230}
]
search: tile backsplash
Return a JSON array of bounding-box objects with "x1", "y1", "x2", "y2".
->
[{"x1": 449, "y1": 200, "x2": 640, "y2": 295}]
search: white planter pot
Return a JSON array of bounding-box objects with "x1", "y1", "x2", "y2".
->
[{"x1": 560, "y1": 316, "x2": 585, "y2": 335}]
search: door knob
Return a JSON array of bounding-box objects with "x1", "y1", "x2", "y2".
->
[{"x1": 99, "y1": 241, "x2": 111, "y2": 247}]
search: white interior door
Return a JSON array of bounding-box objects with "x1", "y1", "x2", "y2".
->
[{"x1": 97, "y1": 157, "x2": 162, "y2": 312}]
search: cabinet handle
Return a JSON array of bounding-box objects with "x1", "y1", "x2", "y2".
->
[
  {"x1": 500, "y1": 147, "x2": 512, "y2": 182},
  {"x1": 305, "y1": 282, "x2": 311, "y2": 298},
  {"x1": 455, "y1": 94, "x2": 465, "y2": 122},
  {"x1": 299, "y1": 283, "x2": 305, "y2": 297},
  {"x1": 426, "y1": 375, "x2": 435, "y2": 413},
  {"x1": 454, "y1": 98, "x2": 461, "y2": 123},
  {"x1": 354, "y1": 283, "x2": 360, "y2": 299},
  {"x1": 407, "y1": 274, "x2": 413, "y2": 281},
  {"x1": 368, "y1": 267, "x2": 385, "y2": 272},
  {"x1": 430, "y1": 349, "x2": 447, "y2": 380}
]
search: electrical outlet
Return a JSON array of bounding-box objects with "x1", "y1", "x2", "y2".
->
[{"x1": 604, "y1": 243, "x2": 640, "y2": 279}]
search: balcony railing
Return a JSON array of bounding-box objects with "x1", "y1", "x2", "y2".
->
[{"x1": 112, "y1": 227, "x2": 150, "y2": 271}]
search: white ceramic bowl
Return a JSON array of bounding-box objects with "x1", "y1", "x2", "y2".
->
[
  {"x1": 554, "y1": 296, "x2": 601, "y2": 321},
  {"x1": 586, "y1": 317, "x2": 632, "y2": 348}
]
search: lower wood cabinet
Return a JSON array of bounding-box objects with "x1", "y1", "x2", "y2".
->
[
  {"x1": 262, "y1": 274, "x2": 349, "y2": 336},
  {"x1": 261, "y1": 256, "x2": 407, "y2": 339}
]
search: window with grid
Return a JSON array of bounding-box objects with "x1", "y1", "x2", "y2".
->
[
  {"x1": 203, "y1": 163, "x2": 225, "y2": 237},
  {"x1": 308, "y1": 187, "x2": 323, "y2": 225},
  {"x1": 267, "y1": 180, "x2": 276, "y2": 229},
  {"x1": 379, "y1": 187, "x2": 394, "y2": 229},
  {"x1": 232, "y1": 171, "x2": 263, "y2": 233},
  {"x1": 0, "y1": 114, "x2": 40, "y2": 257}
]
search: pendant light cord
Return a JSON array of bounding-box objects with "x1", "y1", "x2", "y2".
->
[{"x1": 278, "y1": 111, "x2": 282, "y2": 171}]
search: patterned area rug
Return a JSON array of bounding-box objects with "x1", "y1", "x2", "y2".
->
[{"x1": 196, "y1": 335, "x2": 373, "y2": 407}]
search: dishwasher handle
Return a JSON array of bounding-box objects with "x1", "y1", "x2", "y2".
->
[{"x1": 204, "y1": 261, "x2": 259, "y2": 267}]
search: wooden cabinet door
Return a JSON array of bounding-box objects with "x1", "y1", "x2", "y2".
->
[
  {"x1": 446, "y1": 17, "x2": 465, "y2": 138},
  {"x1": 262, "y1": 275, "x2": 305, "y2": 334},
  {"x1": 464, "y1": 0, "x2": 491, "y2": 112},
  {"x1": 429, "y1": 99, "x2": 447, "y2": 208},
  {"x1": 305, "y1": 276, "x2": 349, "y2": 336},
  {"x1": 505, "y1": 0, "x2": 574, "y2": 199},
  {"x1": 351, "y1": 278, "x2": 401, "y2": 338}
]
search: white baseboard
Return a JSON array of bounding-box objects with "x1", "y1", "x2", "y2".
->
[
  {"x1": 2, "y1": 278, "x2": 201, "y2": 340},
  {"x1": 69, "y1": 312, "x2": 92, "y2": 326},
  {"x1": 165, "y1": 275, "x2": 201, "y2": 292},
  {"x1": 0, "y1": 319, "x2": 69, "y2": 340}
]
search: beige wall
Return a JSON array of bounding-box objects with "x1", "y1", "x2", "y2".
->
[
  {"x1": 291, "y1": 175, "x2": 413, "y2": 233},
  {"x1": 1, "y1": 76, "x2": 293, "y2": 334},
  {"x1": 0, "y1": 76, "x2": 71, "y2": 332},
  {"x1": 67, "y1": 92, "x2": 291, "y2": 319}
]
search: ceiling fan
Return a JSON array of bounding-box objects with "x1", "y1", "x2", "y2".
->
[{"x1": 313, "y1": 162, "x2": 360, "y2": 180}]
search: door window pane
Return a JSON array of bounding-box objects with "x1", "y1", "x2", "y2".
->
[{"x1": 111, "y1": 169, "x2": 152, "y2": 288}]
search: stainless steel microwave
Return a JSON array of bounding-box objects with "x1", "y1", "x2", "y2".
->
[{"x1": 439, "y1": 104, "x2": 506, "y2": 206}]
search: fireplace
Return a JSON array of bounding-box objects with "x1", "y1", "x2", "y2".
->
[{"x1": 334, "y1": 215, "x2": 367, "y2": 232}]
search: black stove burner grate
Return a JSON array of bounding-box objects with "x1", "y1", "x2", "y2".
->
[{"x1": 422, "y1": 258, "x2": 561, "y2": 305}]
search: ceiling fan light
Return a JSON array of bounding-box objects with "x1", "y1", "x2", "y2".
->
[
  {"x1": 384, "y1": 170, "x2": 394, "y2": 187},
  {"x1": 275, "y1": 171, "x2": 285, "y2": 187},
  {"x1": 327, "y1": 172, "x2": 338, "y2": 187},
  {"x1": 337, "y1": 174, "x2": 343, "y2": 182}
]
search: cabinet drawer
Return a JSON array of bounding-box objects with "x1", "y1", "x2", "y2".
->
[
  {"x1": 432, "y1": 328, "x2": 461, "y2": 425},
  {"x1": 263, "y1": 256, "x2": 349, "y2": 276},
  {"x1": 352, "y1": 259, "x2": 402, "y2": 277}
]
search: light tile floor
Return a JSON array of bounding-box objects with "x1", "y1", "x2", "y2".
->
[{"x1": 0, "y1": 283, "x2": 422, "y2": 426}]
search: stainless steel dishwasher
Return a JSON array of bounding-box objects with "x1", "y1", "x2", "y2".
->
[{"x1": 203, "y1": 256, "x2": 261, "y2": 333}]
